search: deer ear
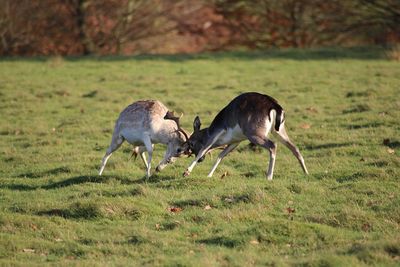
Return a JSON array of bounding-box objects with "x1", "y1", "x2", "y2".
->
[
  {"x1": 164, "y1": 111, "x2": 172, "y2": 120},
  {"x1": 193, "y1": 116, "x2": 201, "y2": 132},
  {"x1": 164, "y1": 111, "x2": 177, "y2": 121}
]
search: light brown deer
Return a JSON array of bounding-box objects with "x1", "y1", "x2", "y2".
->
[
  {"x1": 184, "y1": 92, "x2": 308, "y2": 180},
  {"x1": 99, "y1": 100, "x2": 189, "y2": 178}
]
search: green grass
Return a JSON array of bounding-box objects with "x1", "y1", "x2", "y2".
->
[{"x1": 0, "y1": 47, "x2": 399, "y2": 266}]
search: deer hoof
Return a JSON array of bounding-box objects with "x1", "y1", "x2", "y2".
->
[{"x1": 183, "y1": 170, "x2": 191, "y2": 177}]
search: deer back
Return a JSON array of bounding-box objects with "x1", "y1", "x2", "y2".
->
[
  {"x1": 116, "y1": 100, "x2": 182, "y2": 144},
  {"x1": 208, "y1": 92, "x2": 283, "y2": 134}
]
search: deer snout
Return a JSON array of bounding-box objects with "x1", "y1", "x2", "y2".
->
[
  {"x1": 184, "y1": 148, "x2": 192, "y2": 157},
  {"x1": 172, "y1": 147, "x2": 185, "y2": 158}
]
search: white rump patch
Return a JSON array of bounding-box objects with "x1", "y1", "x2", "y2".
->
[{"x1": 265, "y1": 109, "x2": 276, "y2": 138}]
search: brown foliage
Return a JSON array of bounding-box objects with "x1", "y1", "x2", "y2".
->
[
  {"x1": 214, "y1": 0, "x2": 400, "y2": 48},
  {"x1": 0, "y1": 0, "x2": 398, "y2": 56}
]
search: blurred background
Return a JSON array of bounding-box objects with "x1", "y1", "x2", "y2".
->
[{"x1": 0, "y1": 0, "x2": 399, "y2": 56}]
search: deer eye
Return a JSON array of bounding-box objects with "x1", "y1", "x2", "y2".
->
[{"x1": 177, "y1": 148, "x2": 182, "y2": 153}]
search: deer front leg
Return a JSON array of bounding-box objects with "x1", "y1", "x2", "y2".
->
[
  {"x1": 156, "y1": 143, "x2": 174, "y2": 172},
  {"x1": 184, "y1": 130, "x2": 225, "y2": 177},
  {"x1": 207, "y1": 142, "x2": 239, "y2": 177}
]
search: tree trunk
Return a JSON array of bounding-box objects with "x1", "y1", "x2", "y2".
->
[{"x1": 76, "y1": 0, "x2": 90, "y2": 55}]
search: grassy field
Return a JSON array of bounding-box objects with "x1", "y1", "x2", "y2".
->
[{"x1": 0, "y1": 47, "x2": 399, "y2": 266}]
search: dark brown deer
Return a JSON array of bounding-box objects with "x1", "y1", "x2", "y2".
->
[
  {"x1": 99, "y1": 100, "x2": 189, "y2": 178},
  {"x1": 184, "y1": 92, "x2": 308, "y2": 180}
]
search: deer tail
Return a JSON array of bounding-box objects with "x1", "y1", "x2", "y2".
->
[{"x1": 274, "y1": 108, "x2": 285, "y2": 131}]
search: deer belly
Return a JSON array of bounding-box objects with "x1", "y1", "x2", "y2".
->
[
  {"x1": 120, "y1": 129, "x2": 145, "y2": 145},
  {"x1": 219, "y1": 125, "x2": 246, "y2": 144}
]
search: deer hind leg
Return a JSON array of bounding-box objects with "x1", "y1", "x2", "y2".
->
[
  {"x1": 132, "y1": 145, "x2": 154, "y2": 170},
  {"x1": 99, "y1": 135, "x2": 125, "y2": 176},
  {"x1": 248, "y1": 135, "x2": 277, "y2": 180},
  {"x1": 207, "y1": 143, "x2": 239, "y2": 178},
  {"x1": 142, "y1": 135, "x2": 153, "y2": 178},
  {"x1": 275, "y1": 123, "x2": 308, "y2": 175}
]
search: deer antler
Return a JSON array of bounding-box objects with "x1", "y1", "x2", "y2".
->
[{"x1": 164, "y1": 111, "x2": 189, "y2": 142}]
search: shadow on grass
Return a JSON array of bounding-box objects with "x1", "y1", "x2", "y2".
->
[
  {"x1": 313, "y1": 171, "x2": 364, "y2": 182},
  {"x1": 0, "y1": 176, "x2": 111, "y2": 191},
  {"x1": 37, "y1": 202, "x2": 102, "y2": 220},
  {"x1": 80, "y1": 187, "x2": 143, "y2": 198},
  {"x1": 0, "y1": 47, "x2": 387, "y2": 63},
  {"x1": 197, "y1": 236, "x2": 243, "y2": 248},
  {"x1": 366, "y1": 161, "x2": 389, "y2": 167},
  {"x1": 37, "y1": 201, "x2": 141, "y2": 220},
  {"x1": 131, "y1": 174, "x2": 178, "y2": 184},
  {"x1": 383, "y1": 140, "x2": 400, "y2": 149},
  {"x1": 159, "y1": 221, "x2": 181, "y2": 231},
  {"x1": 304, "y1": 142, "x2": 354, "y2": 150},
  {"x1": 126, "y1": 235, "x2": 147, "y2": 245},
  {"x1": 345, "y1": 242, "x2": 400, "y2": 262},
  {"x1": 171, "y1": 199, "x2": 206, "y2": 208},
  {"x1": 16, "y1": 166, "x2": 71, "y2": 178},
  {"x1": 37, "y1": 208, "x2": 95, "y2": 219},
  {"x1": 346, "y1": 122, "x2": 384, "y2": 130},
  {"x1": 221, "y1": 192, "x2": 257, "y2": 205},
  {"x1": 336, "y1": 172, "x2": 364, "y2": 183},
  {"x1": 1, "y1": 184, "x2": 37, "y2": 191},
  {"x1": 170, "y1": 191, "x2": 258, "y2": 210},
  {"x1": 1, "y1": 173, "x2": 178, "y2": 191},
  {"x1": 342, "y1": 104, "x2": 371, "y2": 114},
  {"x1": 41, "y1": 175, "x2": 136, "y2": 189}
]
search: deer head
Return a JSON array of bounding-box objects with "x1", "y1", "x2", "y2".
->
[
  {"x1": 164, "y1": 111, "x2": 191, "y2": 156},
  {"x1": 187, "y1": 116, "x2": 208, "y2": 162}
]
